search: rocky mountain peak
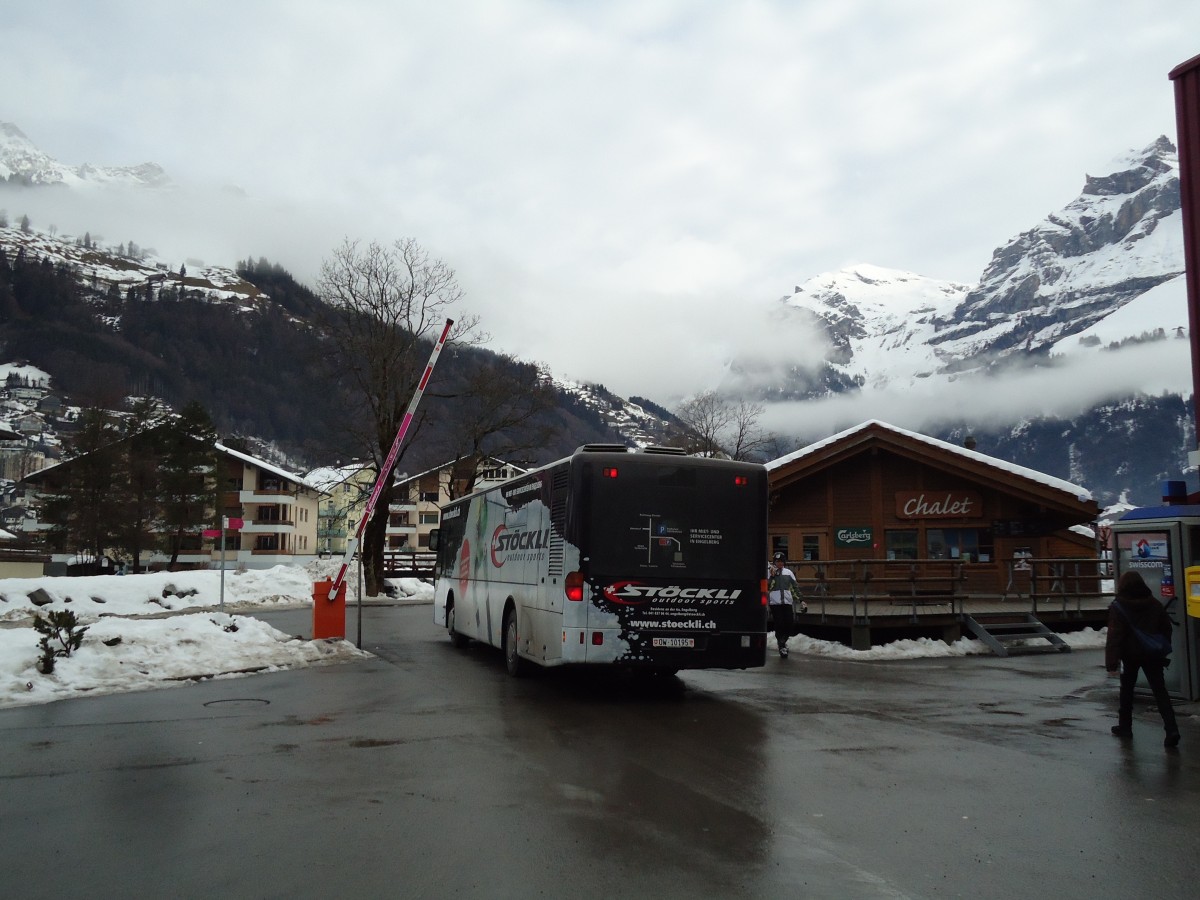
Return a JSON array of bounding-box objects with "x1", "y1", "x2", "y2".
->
[
  {"x1": 0, "y1": 121, "x2": 170, "y2": 188},
  {"x1": 927, "y1": 136, "x2": 1182, "y2": 362},
  {"x1": 1082, "y1": 135, "x2": 1176, "y2": 197}
]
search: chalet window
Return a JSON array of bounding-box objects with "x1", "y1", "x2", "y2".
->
[
  {"x1": 886, "y1": 530, "x2": 919, "y2": 560},
  {"x1": 390, "y1": 512, "x2": 409, "y2": 527},
  {"x1": 420, "y1": 511, "x2": 439, "y2": 525},
  {"x1": 926, "y1": 528, "x2": 994, "y2": 563},
  {"x1": 420, "y1": 490, "x2": 439, "y2": 503},
  {"x1": 802, "y1": 535, "x2": 821, "y2": 561}
]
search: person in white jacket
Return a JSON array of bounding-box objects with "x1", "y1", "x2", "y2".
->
[{"x1": 768, "y1": 551, "x2": 798, "y2": 657}]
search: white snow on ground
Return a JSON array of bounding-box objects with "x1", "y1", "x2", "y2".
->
[
  {"x1": 0, "y1": 562, "x2": 434, "y2": 709},
  {"x1": 0, "y1": 563, "x2": 1103, "y2": 709},
  {"x1": 769, "y1": 628, "x2": 1106, "y2": 660}
]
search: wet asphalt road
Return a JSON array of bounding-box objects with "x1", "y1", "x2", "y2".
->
[{"x1": 1, "y1": 603, "x2": 1197, "y2": 900}]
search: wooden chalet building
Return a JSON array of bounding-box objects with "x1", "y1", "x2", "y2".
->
[{"x1": 766, "y1": 420, "x2": 1101, "y2": 600}]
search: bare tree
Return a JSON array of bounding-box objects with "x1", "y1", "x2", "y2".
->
[
  {"x1": 317, "y1": 237, "x2": 481, "y2": 595},
  {"x1": 675, "y1": 391, "x2": 773, "y2": 461},
  {"x1": 675, "y1": 391, "x2": 732, "y2": 457},
  {"x1": 725, "y1": 398, "x2": 773, "y2": 461},
  {"x1": 434, "y1": 352, "x2": 562, "y2": 500}
]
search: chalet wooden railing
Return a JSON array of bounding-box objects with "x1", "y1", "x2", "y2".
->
[
  {"x1": 789, "y1": 558, "x2": 966, "y2": 622},
  {"x1": 786, "y1": 556, "x2": 1106, "y2": 623},
  {"x1": 1001, "y1": 556, "x2": 1109, "y2": 616}
]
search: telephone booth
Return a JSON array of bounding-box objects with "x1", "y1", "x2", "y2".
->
[{"x1": 1111, "y1": 494, "x2": 1200, "y2": 700}]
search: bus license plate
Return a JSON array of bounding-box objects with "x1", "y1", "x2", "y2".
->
[{"x1": 652, "y1": 637, "x2": 694, "y2": 648}]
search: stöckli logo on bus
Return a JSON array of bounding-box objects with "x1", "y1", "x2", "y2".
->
[
  {"x1": 601, "y1": 581, "x2": 742, "y2": 605},
  {"x1": 490, "y1": 524, "x2": 550, "y2": 567}
]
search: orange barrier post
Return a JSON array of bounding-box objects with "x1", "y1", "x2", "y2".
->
[{"x1": 312, "y1": 578, "x2": 347, "y2": 640}]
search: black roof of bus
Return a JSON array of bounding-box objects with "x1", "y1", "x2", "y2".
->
[
  {"x1": 570, "y1": 445, "x2": 764, "y2": 469},
  {"x1": 441, "y1": 446, "x2": 765, "y2": 509}
]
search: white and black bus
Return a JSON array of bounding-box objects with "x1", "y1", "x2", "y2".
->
[{"x1": 431, "y1": 444, "x2": 768, "y2": 676}]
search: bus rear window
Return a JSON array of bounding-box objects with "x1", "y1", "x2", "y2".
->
[{"x1": 586, "y1": 464, "x2": 761, "y2": 579}]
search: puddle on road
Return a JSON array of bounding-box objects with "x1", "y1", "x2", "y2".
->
[{"x1": 202, "y1": 698, "x2": 271, "y2": 708}]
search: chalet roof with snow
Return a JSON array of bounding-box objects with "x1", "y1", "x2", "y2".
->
[{"x1": 767, "y1": 419, "x2": 1096, "y2": 514}]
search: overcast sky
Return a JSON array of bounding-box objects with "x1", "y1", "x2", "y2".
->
[{"x1": 4, "y1": 0, "x2": 1199, "y2": 405}]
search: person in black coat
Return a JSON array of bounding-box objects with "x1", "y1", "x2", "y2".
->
[{"x1": 1105, "y1": 570, "x2": 1180, "y2": 747}]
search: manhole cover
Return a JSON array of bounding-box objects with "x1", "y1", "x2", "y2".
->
[{"x1": 203, "y1": 698, "x2": 271, "y2": 708}]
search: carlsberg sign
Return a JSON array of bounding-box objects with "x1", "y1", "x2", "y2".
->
[{"x1": 835, "y1": 527, "x2": 873, "y2": 548}]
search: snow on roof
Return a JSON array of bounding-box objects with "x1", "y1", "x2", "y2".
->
[
  {"x1": 304, "y1": 462, "x2": 373, "y2": 493},
  {"x1": 215, "y1": 442, "x2": 323, "y2": 494},
  {"x1": 766, "y1": 419, "x2": 1093, "y2": 503},
  {"x1": 394, "y1": 455, "x2": 528, "y2": 486}
]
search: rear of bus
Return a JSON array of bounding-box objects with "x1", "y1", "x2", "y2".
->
[{"x1": 564, "y1": 447, "x2": 768, "y2": 671}]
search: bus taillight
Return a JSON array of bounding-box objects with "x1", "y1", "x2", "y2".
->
[
  {"x1": 760, "y1": 578, "x2": 768, "y2": 606},
  {"x1": 734, "y1": 475, "x2": 748, "y2": 485},
  {"x1": 602, "y1": 466, "x2": 619, "y2": 479},
  {"x1": 565, "y1": 571, "x2": 584, "y2": 602}
]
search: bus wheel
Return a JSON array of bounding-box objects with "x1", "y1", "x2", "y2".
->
[
  {"x1": 447, "y1": 602, "x2": 468, "y2": 649},
  {"x1": 503, "y1": 608, "x2": 528, "y2": 677}
]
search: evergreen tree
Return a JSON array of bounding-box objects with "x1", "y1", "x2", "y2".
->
[
  {"x1": 42, "y1": 408, "x2": 125, "y2": 561},
  {"x1": 115, "y1": 398, "x2": 168, "y2": 573},
  {"x1": 157, "y1": 401, "x2": 219, "y2": 569}
]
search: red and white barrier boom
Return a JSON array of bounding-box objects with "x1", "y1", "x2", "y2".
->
[{"x1": 324, "y1": 317, "x2": 454, "y2": 601}]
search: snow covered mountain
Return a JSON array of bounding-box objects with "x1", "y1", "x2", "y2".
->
[
  {"x1": 933, "y1": 135, "x2": 1183, "y2": 362},
  {"x1": 0, "y1": 122, "x2": 170, "y2": 189},
  {"x1": 779, "y1": 265, "x2": 971, "y2": 393},
  {"x1": 765, "y1": 137, "x2": 1186, "y2": 398}
]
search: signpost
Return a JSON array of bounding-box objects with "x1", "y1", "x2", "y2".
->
[{"x1": 208, "y1": 516, "x2": 244, "y2": 608}]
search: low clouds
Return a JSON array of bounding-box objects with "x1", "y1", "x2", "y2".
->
[{"x1": 761, "y1": 338, "x2": 1195, "y2": 443}]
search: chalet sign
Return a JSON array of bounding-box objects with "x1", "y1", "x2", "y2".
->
[{"x1": 895, "y1": 491, "x2": 982, "y2": 520}]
